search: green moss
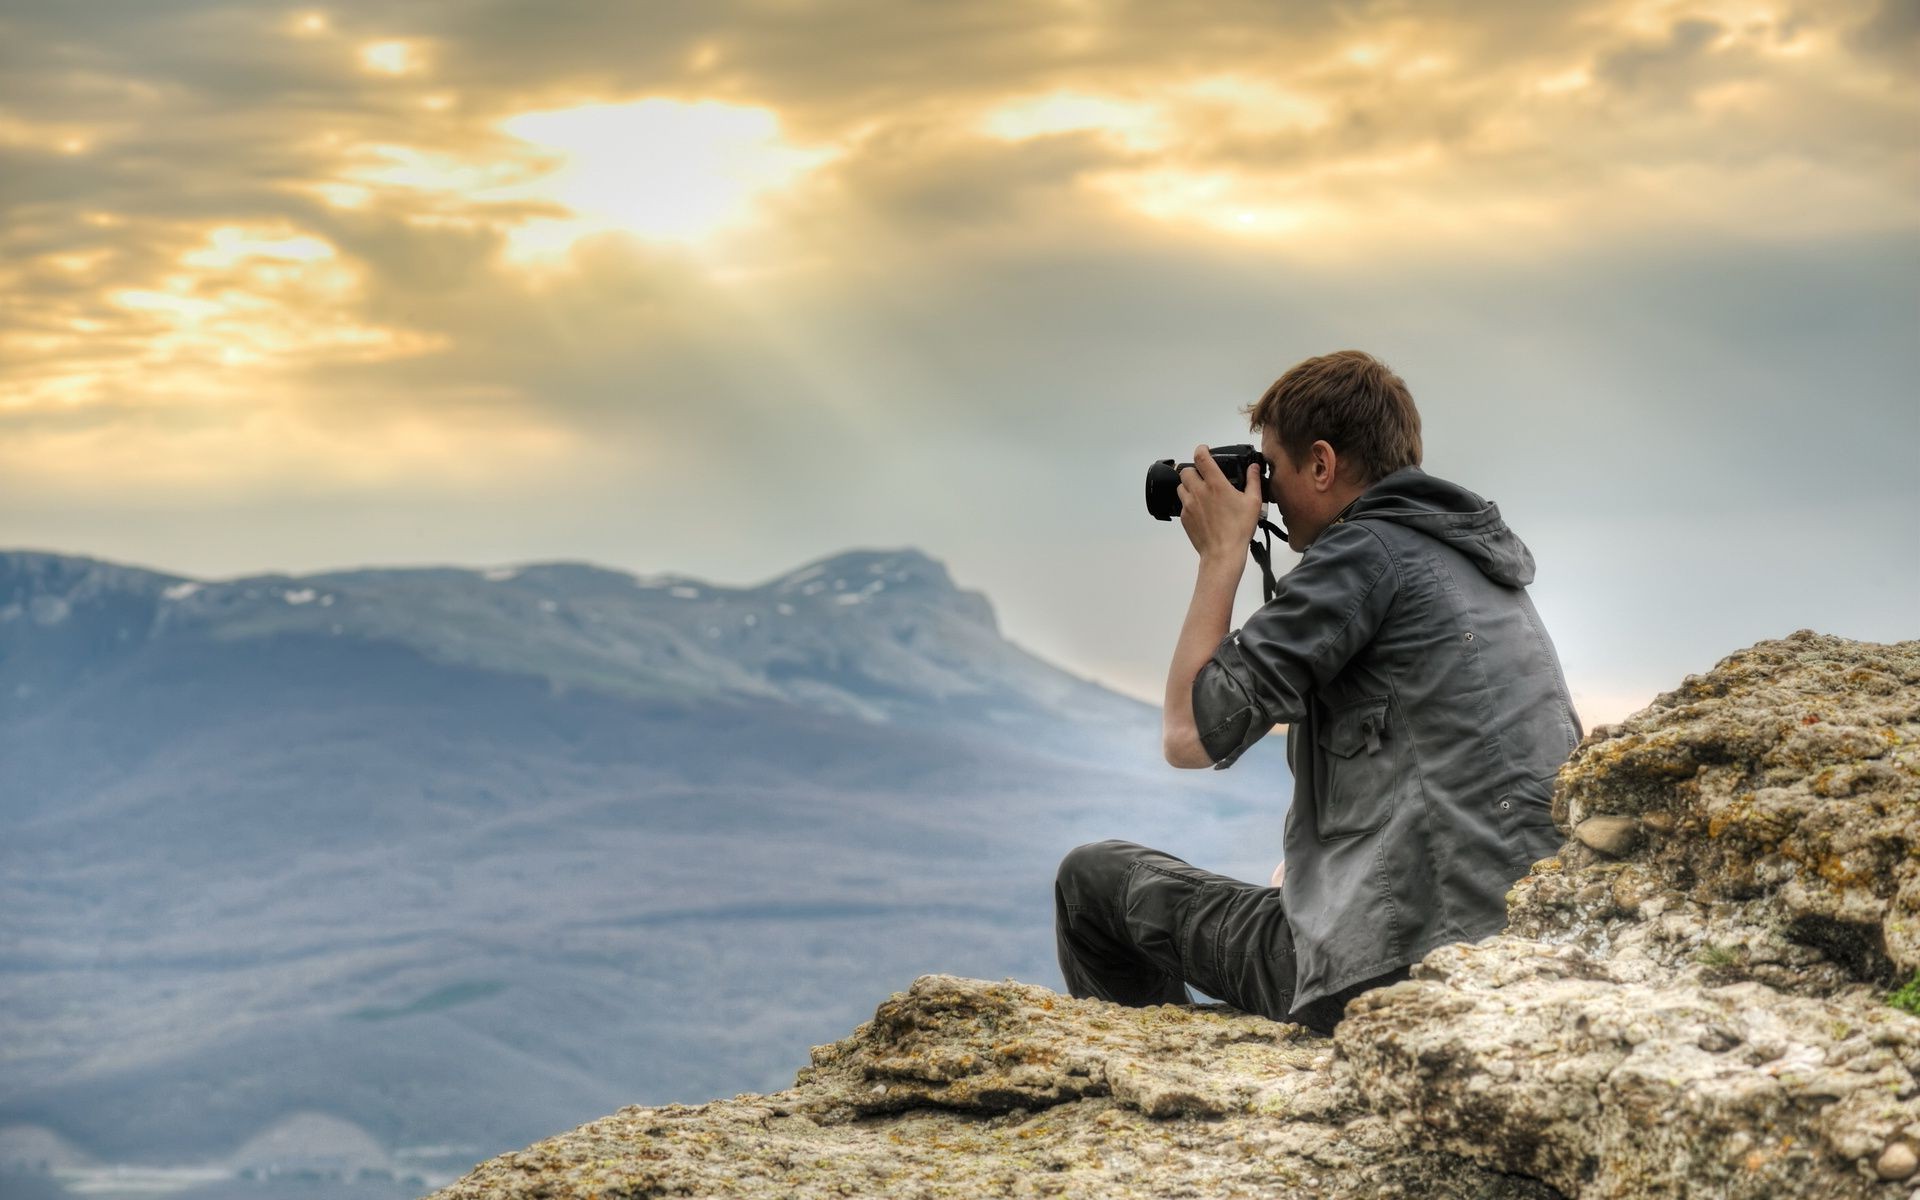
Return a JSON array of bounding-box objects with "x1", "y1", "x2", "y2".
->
[
  {"x1": 1887, "y1": 971, "x2": 1920, "y2": 1016},
  {"x1": 1694, "y1": 944, "x2": 1741, "y2": 967}
]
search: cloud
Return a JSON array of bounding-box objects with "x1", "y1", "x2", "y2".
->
[
  {"x1": 0, "y1": 0, "x2": 1914, "y2": 711},
  {"x1": 1595, "y1": 16, "x2": 1727, "y2": 90},
  {"x1": 1846, "y1": 0, "x2": 1920, "y2": 60}
]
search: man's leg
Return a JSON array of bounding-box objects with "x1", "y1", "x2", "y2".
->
[
  {"x1": 1054, "y1": 839, "x2": 1300, "y2": 1020},
  {"x1": 1053, "y1": 840, "x2": 1192, "y2": 1006}
]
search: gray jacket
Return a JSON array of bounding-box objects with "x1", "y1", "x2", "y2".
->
[{"x1": 1192, "y1": 465, "x2": 1580, "y2": 1011}]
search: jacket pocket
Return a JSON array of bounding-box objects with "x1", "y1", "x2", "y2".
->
[
  {"x1": 1496, "y1": 771, "x2": 1563, "y2": 867},
  {"x1": 1313, "y1": 695, "x2": 1398, "y2": 839}
]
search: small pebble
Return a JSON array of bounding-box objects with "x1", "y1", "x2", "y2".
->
[{"x1": 1878, "y1": 1141, "x2": 1918, "y2": 1181}]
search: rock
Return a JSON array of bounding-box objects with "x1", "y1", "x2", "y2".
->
[
  {"x1": 430, "y1": 632, "x2": 1920, "y2": 1200},
  {"x1": 427, "y1": 973, "x2": 1557, "y2": 1200},
  {"x1": 1574, "y1": 814, "x2": 1643, "y2": 856},
  {"x1": 1335, "y1": 938, "x2": 1916, "y2": 1197},
  {"x1": 1882, "y1": 1142, "x2": 1918, "y2": 1181}
]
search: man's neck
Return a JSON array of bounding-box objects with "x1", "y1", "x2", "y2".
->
[
  {"x1": 1300, "y1": 483, "x2": 1369, "y2": 548},
  {"x1": 1327, "y1": 485, "x2": 1367, "y2": 522}
]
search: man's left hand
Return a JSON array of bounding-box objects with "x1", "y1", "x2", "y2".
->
[{"x1": 1177, "y1": 444, "x2": 1265, "y2": 563}]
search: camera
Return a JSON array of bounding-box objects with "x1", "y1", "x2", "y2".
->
[{"x1": 1145, "y1": 444, "x2": 1266, "y2": 521}]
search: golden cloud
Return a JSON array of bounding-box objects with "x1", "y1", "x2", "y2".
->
[{"x1": 0, "y1": 0, "x2": 1912, "y2": 497}]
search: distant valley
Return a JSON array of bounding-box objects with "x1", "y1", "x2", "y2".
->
[{"x1": 0, "y1": 547, "x2": 1295, "y2": 1199}]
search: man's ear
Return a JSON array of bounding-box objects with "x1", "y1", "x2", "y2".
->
[{"x1": 1312, "y1": 440, "x2": 1338, "y2": 490}]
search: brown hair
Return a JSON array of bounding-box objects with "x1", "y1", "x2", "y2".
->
[{"x1": 1242, "y1": 350, "x2": 1423, "y2": 487}]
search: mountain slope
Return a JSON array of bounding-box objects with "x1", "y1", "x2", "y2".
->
[
  {"x1": 0, "y1": 547, "x2": 1145, "y2": 729},
  {"x1": 0, "y1": 547, "x2": 1295, "y2": 1187}
]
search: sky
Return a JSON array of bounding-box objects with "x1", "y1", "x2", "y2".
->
[{"x1": 2, "y1": 0, "x2": 1916, "y2": 726}]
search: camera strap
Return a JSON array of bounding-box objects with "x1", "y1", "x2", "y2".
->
[
  {"x1": 1248, "y1": 517, "x2": 1286, "y2": 604},
  {"x1": 1249, "y1": 494, "x2": 1365, "y2": 602}
]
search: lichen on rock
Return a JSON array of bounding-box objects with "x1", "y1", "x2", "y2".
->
[{"x1": 431, "y1": 632, "x2": 1920, "y2": 1199}]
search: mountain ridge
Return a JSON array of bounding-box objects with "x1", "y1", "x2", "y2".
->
[{"x1": 0, "y1": 546, "x2": 1141, "y2": 728}]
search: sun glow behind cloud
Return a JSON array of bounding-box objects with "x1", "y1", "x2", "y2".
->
[
  {"x1": 325, "y1": 98, "x2": 838, "y2": 264},
  {"x1": 496, "y1": 99, "x2": 836, "y2": 257},
  {"x1": 3, "y1": 88, "x2": 843, "y2": 494}
]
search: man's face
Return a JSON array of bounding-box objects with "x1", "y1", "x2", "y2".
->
[{"x1": 1260, "y1": 426, "x2": 1315, "y2": 551}]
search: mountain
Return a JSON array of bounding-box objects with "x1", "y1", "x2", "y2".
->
[
  {"x1": 0, "y1": 545, "x2": 1141, "y2": 730},
  {"x1": 0, "y1": 547, "x2": 1295, "y2": 1197}
]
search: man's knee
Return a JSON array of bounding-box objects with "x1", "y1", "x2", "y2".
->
[{"x1": 1056, "y1": 839, "x2": 1141, "y2": 897}]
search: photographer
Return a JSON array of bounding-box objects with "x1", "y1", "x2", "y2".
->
[{"x1": 1054, "y1": 350, "x2": 1581, "y2": 1035}]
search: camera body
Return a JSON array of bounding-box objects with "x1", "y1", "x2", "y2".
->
[{"x1": 1145, "y1": 444, "x2": 1266, "y2": 521}]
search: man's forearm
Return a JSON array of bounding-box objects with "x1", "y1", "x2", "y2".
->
[{"x1": 1162, "y1": 555, "x2": 1246, "y2": 767}]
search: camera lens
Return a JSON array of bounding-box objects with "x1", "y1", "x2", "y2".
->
[{"x1": 1145, "y1": 458, "x2": 1184, "y2": 521}]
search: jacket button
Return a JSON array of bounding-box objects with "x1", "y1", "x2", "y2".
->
[
  {"x1": 1499, "y1": 800, "x2": 1510, "y2": 810},
  {"x1": 1464, "y1": 631, "x2": 1475, "y2": 642}
]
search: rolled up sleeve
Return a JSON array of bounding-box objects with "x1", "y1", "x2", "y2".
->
[
  {"x1": 1193, "y1": 635, "x2": 1269, "y2": 769},
  {"x1": 1190, "y1": 521, "x2": 1398, "y2": 770}
]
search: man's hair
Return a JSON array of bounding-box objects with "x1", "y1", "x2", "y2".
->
[{"x1": 1242, "y1": 350, "x2": 1423, "y2": 487}]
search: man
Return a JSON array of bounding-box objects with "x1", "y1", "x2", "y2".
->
[{"x1": 1054, "y1": 349, "x2": 1581, "y2": 1035}]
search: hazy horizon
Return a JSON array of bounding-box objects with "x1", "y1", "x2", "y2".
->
[{"x1": 5, "y1": 537, "x2": 1906, "y2": 732}]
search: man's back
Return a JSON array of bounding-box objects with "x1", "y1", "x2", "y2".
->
[{"x1": 1212, "y1": 465, "x2": 1581, "y2": 1008}]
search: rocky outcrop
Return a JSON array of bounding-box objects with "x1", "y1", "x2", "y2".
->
[{"x1": 430, "y1": 632, "x2": 1920, "y2": 1199}]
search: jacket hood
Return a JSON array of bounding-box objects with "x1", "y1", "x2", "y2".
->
[{"x1": 1335, "y1": 466, "x2": 1536, "y2": 587}]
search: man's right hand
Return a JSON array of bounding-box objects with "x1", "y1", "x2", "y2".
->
[
  {"x1": 1270, "y1": 860, "x2": 1285, "y2": 888},
  {"x1": 1175, "y1": 444, "x2": 1266, "y2": 565}
]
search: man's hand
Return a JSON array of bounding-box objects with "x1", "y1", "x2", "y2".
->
[{"x1": 1177, "y1": 444, "x2": 1265, "y2": 563}]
